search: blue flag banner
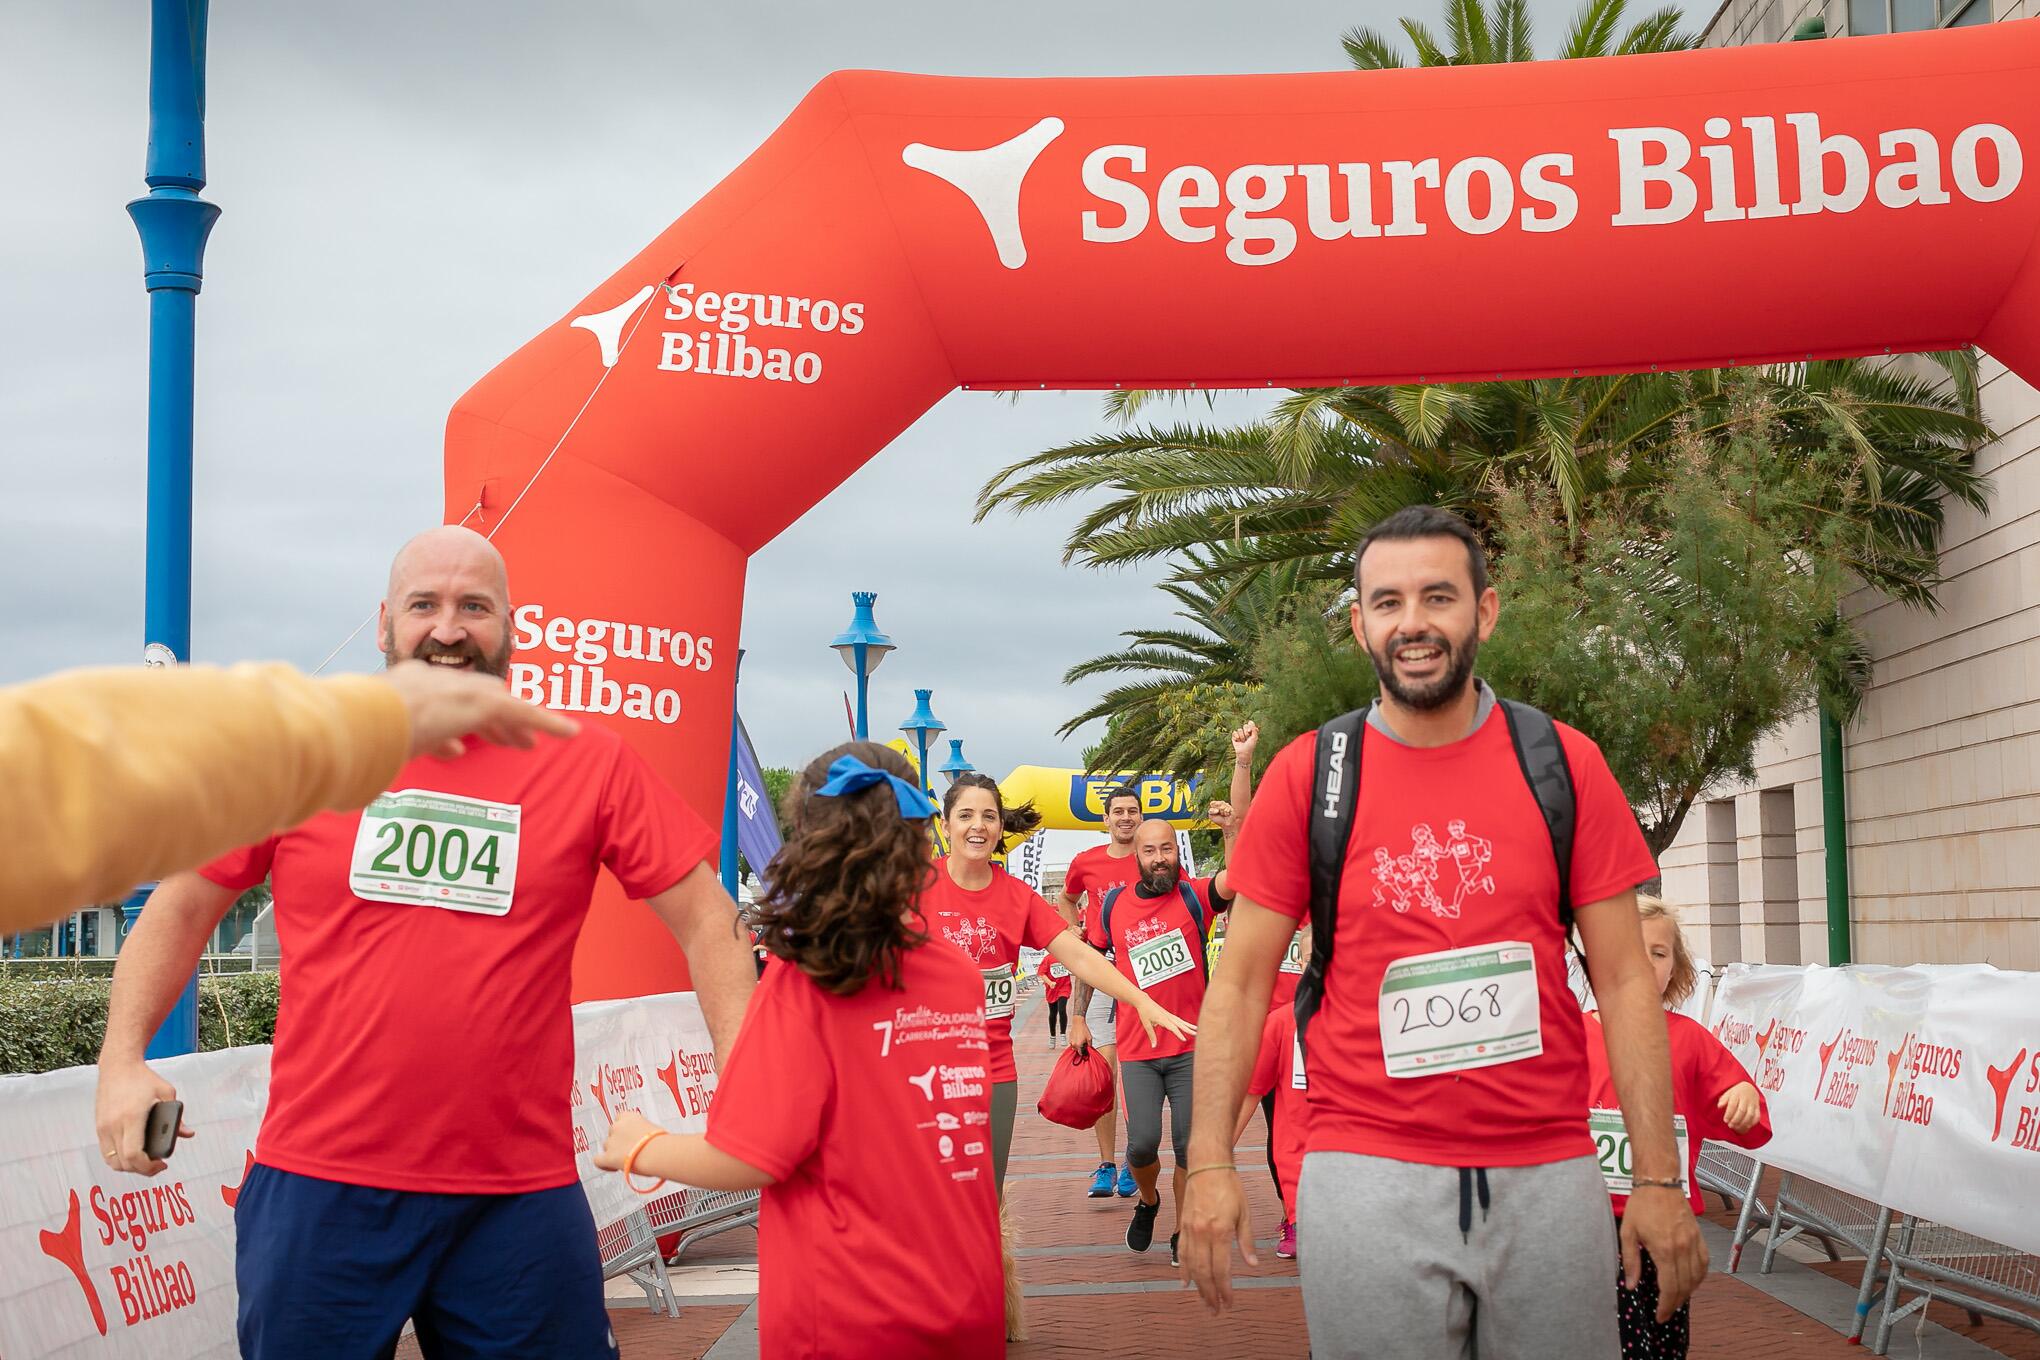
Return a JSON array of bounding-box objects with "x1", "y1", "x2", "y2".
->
[{"x1": 732, "y1": 715, "x2": 782, "y2": 893}]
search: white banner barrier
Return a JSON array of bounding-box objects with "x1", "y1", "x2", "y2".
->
[
  {"x1": 0, "y1": 993, "x2": 714, "y2": 1360},
  {"x1": 1709, "y1": 962, "x2": 2040, "y2": 1255}
]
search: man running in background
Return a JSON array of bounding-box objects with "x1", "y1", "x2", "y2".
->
[
  {"x1": 1087, "y1": 816, "x2": 1233, "y2": 1267},
  {"x1": 1062, "y1": 782, "x2": 1145, "y2": 1198},
  {"x1": 96, "y1": 526, "x2": 759, "y2": 1360}
]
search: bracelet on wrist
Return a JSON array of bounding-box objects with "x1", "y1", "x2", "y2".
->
[
  {"x1": 1629, "y1": 1176, "x2": 1686, "y2": 1192},
  {"x1": 1185, "y1": 1164, "x2": 1239, "y2": 1179}
]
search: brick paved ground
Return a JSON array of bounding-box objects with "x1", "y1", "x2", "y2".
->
[{"x1": 405, "y1": 992, "x2": 2032, "y2": 1358}]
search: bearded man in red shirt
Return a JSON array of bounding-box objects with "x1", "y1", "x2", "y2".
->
[
  {"x1": 94, "y1": 526, "x2": 758, "y2": 1360},
  {"x1": 1179, "y1": 506, "x2": 1705, "y2": 1360}
]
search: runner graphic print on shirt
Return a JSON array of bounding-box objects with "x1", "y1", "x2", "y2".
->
[{"x1": 1370, "y1": 820, "x2": 1497, "y2": 919}]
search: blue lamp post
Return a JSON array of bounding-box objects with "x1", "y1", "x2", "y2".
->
[
  {"x1": 900, "y1": 690, "x2": 947, "y2": 798},
  {"x1": 123, "y1": 0, "x2": 219, "y2": 1058},
  {"x1": 937, "y1": 738, "x2": 975, "y2": 786},
  {"x1": 831, "y1": 592, "x2": 895, "y2": 742}
]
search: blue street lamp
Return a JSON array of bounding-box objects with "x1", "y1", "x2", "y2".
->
[
  {"x1": 123, "y1": 0, "x2": 220, "y2": 1059},
  {"x1": 938, "y1": 738, "x2": 975, "y2": 786},
  {"x1": 831, "y1": 592, "x2": 895, "y2": 742},
  {"x1": 900, "y1": 689, "x2": 946, "y2": 797}
]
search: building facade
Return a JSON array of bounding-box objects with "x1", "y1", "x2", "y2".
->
[{"x1": 1659, "y1": 0, "x2": 2040, "y2": 968}]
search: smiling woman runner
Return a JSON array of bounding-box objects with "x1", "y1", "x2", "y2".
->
[{"x1": 922, "y1": 772, "x2": 1197, "y2": 1194}]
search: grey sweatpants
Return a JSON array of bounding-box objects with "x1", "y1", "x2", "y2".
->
[
  {"x1": 991, "y1": 1080, "x2": 1018, "y2": 1193},
  {"x1": 1298, "y1": 1151, "x2": 1619, "y2": 1360},
  {"x1": 1120, "y1": 1053, "x2": 1194, "y2": 1169}
]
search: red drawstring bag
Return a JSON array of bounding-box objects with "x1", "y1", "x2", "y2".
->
[{"x1": 1037, "y1": 1044, "x2": 1115, "y2": 1129}]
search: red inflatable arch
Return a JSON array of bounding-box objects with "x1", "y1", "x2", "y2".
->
[{"x1": 447, "y1": 23, "x2": 2040, "y2": 1001}]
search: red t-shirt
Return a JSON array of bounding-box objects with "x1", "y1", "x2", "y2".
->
[
  {"x1": 1062, "y1": 843, "x2": 1141, "y2": 933},
  {"x1": 1227, "y1": 709, "x2": 1658, "y2": 1168},
  {"x1": 1245, "y1": 1005, "x2": 1310, "y2": 1218},
  {"x1": 706, "y1": 946, "x2": 1002, "y2": 1359},
  {"x1": 1083, "y1": 877, "x2": 1226, "y2": 1062},
  {"x1": 199, "y1": 724, "x2": 713, "y2": 1194},
  {"x1": 1039, "y1": 955, "x2": 1073, "y2": 1004},
  {"x1": 1584, "y1": 1009, "x2": 1773, "y2": 1215},
  {"x1": 920, "y1": 862, "x2": 1072, "y2": 1082}
]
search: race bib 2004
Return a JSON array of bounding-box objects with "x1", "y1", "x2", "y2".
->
[
  {"x1": 349, "y1": 790, "x2": 521, "y2": 915},
  {"x1": 1378, "y1": 941, "x2": 1542, "y2": 1078}
]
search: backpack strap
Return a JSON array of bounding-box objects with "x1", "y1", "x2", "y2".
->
[
  {"x1": 1497, "y1": 699, "x2": 1580, "y2": 943},
  {"x1": 1294, "y1": 708, "x2": 1368, "y2": 1050},
  {"x1": 1099, "y1": 883, "x2": 1125, "y2": 961},
  {"x1": 1176, "y1": 880, "x2": 1210, "y2": 980}
]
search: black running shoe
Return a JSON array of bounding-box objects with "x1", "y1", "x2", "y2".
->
[
  {"x1": 1169, "y1": 1233, "x2": 1180, "y2": 1267},
  {"x1": 1126, "y1": 1192, "x2": 1160, "y2": 1252}
]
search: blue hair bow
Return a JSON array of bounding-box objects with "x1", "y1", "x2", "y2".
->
[{"x1": 812, "y1": 755, "x2": 939, "y2": 819}]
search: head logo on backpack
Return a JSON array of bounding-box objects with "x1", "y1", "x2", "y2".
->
[{"x1": 1292, "y1": 698, "x2": 1577, "y2": 1063}]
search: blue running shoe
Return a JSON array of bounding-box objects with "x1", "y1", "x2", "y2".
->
[
  {"x1": 1116, "y1": 1163, "x2": 1136, "y2": 1197},
  {"x1": 1088, "y1": 1162, "x2": 1115, "y2": 1198}
]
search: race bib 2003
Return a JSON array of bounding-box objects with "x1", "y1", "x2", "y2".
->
[
  {"x1": 1129, "y1": 929, "x2": 1197, "y2": 989},
  {"x1": 1378, "y1": 941, "x2": 1541, "y2": 1078},
  {"x1": 350, "y1": 790, "x2": 521, "y2": 915}
]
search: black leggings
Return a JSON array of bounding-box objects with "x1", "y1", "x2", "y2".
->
[
  {"x1": 1261, "y1": 1091, "x2": 1281, "y2": 1205},
  {"x1": 1048, "y1": 997, "x2": 1069, "y2": 1036}
]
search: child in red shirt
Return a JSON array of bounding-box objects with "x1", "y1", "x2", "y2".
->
[
  {"x1": 1040, "y1": 954, "x2": 1074, "y2": 1045},
  {"x1": 1234, "y1": 1003, "x2": 1309, "y2": 1260},
  {"x1": 598, "y1": 743, "x2": 1002, "y2": 1359},
  {"x1": 1583, "y1": 897, "x2": 1771, "y2": 1360}
]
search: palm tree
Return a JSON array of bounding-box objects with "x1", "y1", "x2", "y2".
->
[
  {"x1": 1062, "y1": 552, "x2": 1306, "y2": 774},
  {"x1": 978, "y1": 358, "x2": 1991, "y2": 612},
  {"x1": 1340, "y1": 0, "x2": 1694, "y2": 69}
]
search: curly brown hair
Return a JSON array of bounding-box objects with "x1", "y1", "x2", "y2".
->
[{"x1": 751, "y1": 741, "x2": 936, "y2": 996}]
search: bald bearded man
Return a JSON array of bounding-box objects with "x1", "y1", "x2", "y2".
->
[{"x1": 97, "y1": 527, "x2": 756, "y2": 1360}]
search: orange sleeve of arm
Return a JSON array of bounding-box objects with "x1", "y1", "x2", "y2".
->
[{"x1": 0, "y1": 662, "x2": 409, "y2": 930}]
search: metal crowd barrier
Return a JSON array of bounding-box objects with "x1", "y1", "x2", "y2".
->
[
  {"x1": 1693, "y1": 1141, "x2": 1770, "y2": 1273},
  {"x1": 595, "y1": 1208, "x2": 679, "y2": 1314},
  {"x1": 1869, "y1": 1216, "x2": 2040, "y2": 1355},
  {"x1": 1720, "y1": 1155, "x2": 2040, "y2": 1352}
]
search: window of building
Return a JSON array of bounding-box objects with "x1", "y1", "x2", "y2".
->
[
  {"x1": 1705, "y1": 798, "x2": 1741, "y2": 963},
  {"x1": 1760, "y1": 787, "x2": 1801, "y2": 965},
  {"x1": 1849, "y1": 0, "x2": 1989, "y2": 34}
]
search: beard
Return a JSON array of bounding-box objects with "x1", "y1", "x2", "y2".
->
[
  {"x1": 1139, "y1": 860, "x2": 1181, "y2": 894},
  {"x1": 1367, "y1": 622, "x2": 1480, "y2": 712},
  {"x1": 383, "y1": 622, "x2": 512, "y2": 679}
]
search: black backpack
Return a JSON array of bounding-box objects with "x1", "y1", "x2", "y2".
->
[
  {"x1": 1292, "y1": 699, "x2": 1578, "y2": 1053},
  {"x1": 1099, "y1": 881, "x2": 1210, "y2": 980}
]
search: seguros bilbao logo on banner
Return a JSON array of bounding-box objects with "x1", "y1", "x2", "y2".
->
[
  {"x1": 1882, "y1": 1031, "x2": 1964, "y2": 1129},
  {"x1": 1814, "y1": 1028, "x2": 1879, "y2": 1111},
  {"x1": 571, "y1": 281, "x2": 867, "y2": 385},
  {"x1": 36, "y1": 1177, "x2": 218, "y2": 1336},
  {"x1": 898, "y1": 112, "x2": 2023, "y2": 271},
  {"x1": 1987, "y1": 1045, "x2": 2040, "y2": 1151},
  {"x1": 508, "y1": 602, "x2": 715, "y2": 728}
]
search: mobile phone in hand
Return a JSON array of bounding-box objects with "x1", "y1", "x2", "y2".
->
[{"x1": 143, "y1": 1100, "x2": 184, "y2": 1161}]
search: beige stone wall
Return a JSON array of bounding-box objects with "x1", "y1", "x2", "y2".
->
[{"x1": 1658, "y1": 0, "x2": 2040, "y2": 970}]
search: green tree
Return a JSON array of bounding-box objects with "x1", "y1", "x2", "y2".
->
[{"x1": 1339, "y1": 0, "x2": 1694, "y2": 70}]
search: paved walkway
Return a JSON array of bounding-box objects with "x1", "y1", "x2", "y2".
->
[{"x1": 403, "y1": 989, "x2": 2033, "y2": 1358}]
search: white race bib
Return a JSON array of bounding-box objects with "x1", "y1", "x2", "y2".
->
[
  {"x1": 350, "y1": 790, "x2": 520, "y2": 915},
  {"x1": 1047, "y1": 962, "x2": 1070, "y2": 980},
  {"x1": 1128, "y1": 929, "x2": 1197, "y2": 989},
  {"x1": 1279, "y1": 933, "x2": 1307, "y2": 976},
  {"x1": 1291, "y1": 1032, "x2": 1308, "y2": 1091},
  {"x1": 983, "y1": 964, "x2": 1017, "y2": 1020},
  {"x1": 1589, "y1": 1109, "x2": 1690, "y2": 1196},
  {"x1": 1378, "y1": 941, "x2": 1541, "y2": 1078}
]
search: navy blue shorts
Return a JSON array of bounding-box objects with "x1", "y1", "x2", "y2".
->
[{"x1": 235, "y1": 1164, "x2": 618, "y2": 1360}]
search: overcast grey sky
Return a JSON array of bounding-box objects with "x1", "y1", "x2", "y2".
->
[{"x1": 1, "y1": 0, "x2": 1581, "y2": 777}]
